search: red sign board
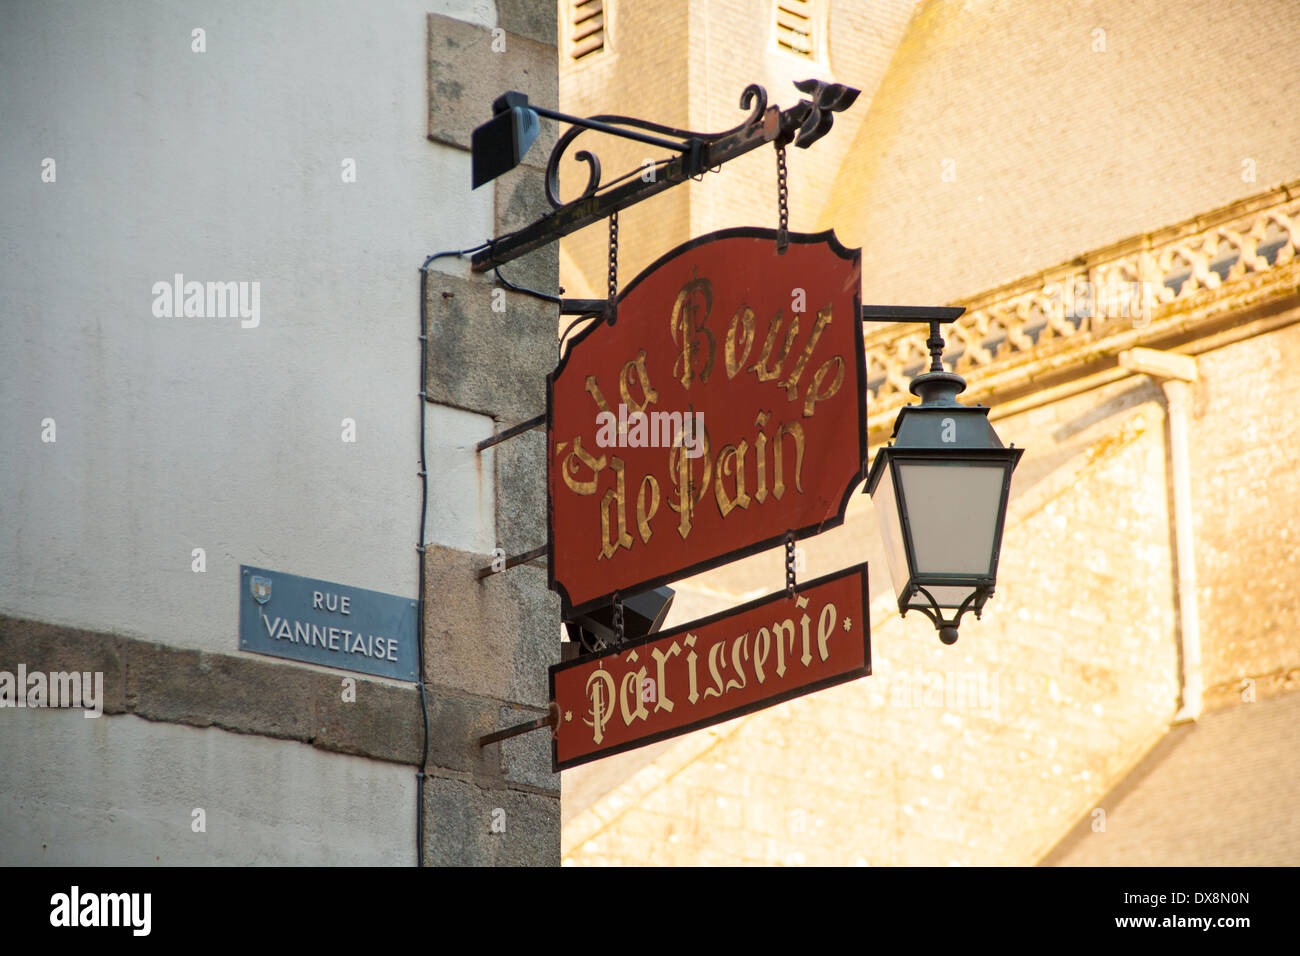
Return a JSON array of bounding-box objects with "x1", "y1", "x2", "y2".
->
[
  {"x1": 548, "y1": 228, "x2": 865, "y2": 615},
  {"x1": 550, "y1": 565, "x2": 869, "y2": 771}
]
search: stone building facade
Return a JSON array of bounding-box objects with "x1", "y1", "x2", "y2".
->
[
  {"x1": 557, "y1": 0, "x2": 1300, "y2": 865},
  {"x1": 1, "y1": 1, "x2": 560, "y2": 866},
  {"x1": 4, "y1": 0, "x2": 1296, "y2": 870}
]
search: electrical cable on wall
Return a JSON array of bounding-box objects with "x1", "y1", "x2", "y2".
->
[
  {"x1": 415, "y1": 241, "x2": 489, "y2": 867},
  {"x1": 417, "y1": 226, "x2": 564, "y2": 863}
]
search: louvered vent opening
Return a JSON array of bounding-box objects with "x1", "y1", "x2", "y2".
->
[
  {"x1": 570, "y1": 0, "x2": 605, "y2": 61},
  {"x1": 775, "y1": 0, "x2": 816, "y2": 58}
]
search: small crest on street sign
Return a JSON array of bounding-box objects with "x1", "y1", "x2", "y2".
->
[{"x1": 250, "y1": 575, "x2": 272, "y2": 605}]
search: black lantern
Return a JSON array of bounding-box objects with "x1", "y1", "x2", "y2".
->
[
  {"x1": 562, "y1": 586, "x2": 675, "y2": 660},
  {"x1": 865, "y1": 321, "x2": 1021, "y2": 644}
]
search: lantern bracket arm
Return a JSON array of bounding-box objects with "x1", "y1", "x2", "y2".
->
[{"x1": 860, "y1": 305, "x2": 966, "y2": 324}]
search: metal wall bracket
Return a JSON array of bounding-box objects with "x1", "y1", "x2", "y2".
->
[
  {"x1": 479, "y1": 702, "x2": 560, "y2": 747},
  {"x1": 476, "y1": 544, "x2": 547, "y2": 579},
  {"x1": 476, "y1": 414, "x2": 545, "y2": 453},
  {"x1": 471, "y1": 80, "x2": 860, "y2": 273}
]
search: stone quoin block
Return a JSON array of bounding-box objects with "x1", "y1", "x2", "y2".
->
[
  {"x1": 424, "y1": 688, "x2": 504, "y2": 779},
  {"x1": 494, "y1": 426, "x2": 547, "y2": 560},
  {"x1": 492, "y1": 161, "x2": 563, "y2": 294},
  {"x1": 423, "y1": 773, "x2": 561, "y2": 866},
  {"x1": 497, "y1": 0, "x2": 558, "y2": 47},
  {"x1": 427, "y1": 13, "x2": 558, "y2": 165},
  {"x1": 423, "y1": 271, "x2": 555, "y2": 424},
  {"x1": 422, "y1": 543, "x2": 560, "y2": 709},
  {"x1": 497, "y1": 702, "x2": 561, "y2": 792}
]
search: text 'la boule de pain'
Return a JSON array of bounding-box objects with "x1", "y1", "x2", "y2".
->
[{"x1": 548, "y1": 230, "x2": 866, "y2": 614}]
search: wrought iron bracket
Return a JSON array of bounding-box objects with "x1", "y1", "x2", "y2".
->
[
  {"x1": 861, "y1": 306, "x2": 968, "y2": 374},
  {"x1": 561, "y1": 298, "x2": 607, "y2": 315},
  {"x1": 476, "y1": 544, "x2": 547, "y2": 579},
  {"x1": 471, "y1": 80, "x2": 860, "y2": 273},
  {"x1": 475, "y1": 414, "x2": 545, "y2": 453},
  {"x1": 861, "y1": 305, "x2": 966, "y2": 324},
  {"x1": 478, "y1": 702, "x2": 561, "y2": 748}
]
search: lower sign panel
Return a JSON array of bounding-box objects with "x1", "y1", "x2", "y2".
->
[{"x1": 550, "y1": 564, "x2": 870, "y2": 771}]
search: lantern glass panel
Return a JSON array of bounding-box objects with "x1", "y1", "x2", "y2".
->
[
  {"x1": 897, "y1": 462, "x2": 1005, "y2": 577},
  {"x1": 870, "y1": 462, "x2": 911, "y2": 602},
  {"x1": 908, "y1": 585, "x2": 978, "y2": 610}
]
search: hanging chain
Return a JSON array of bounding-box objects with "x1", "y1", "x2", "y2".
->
[
  {"x1": 612, "y1": 592, "x2": 625, "y2": 646},
  {"x1": 607, "y1": 210, "x2": 619, "y2": 323},
  {"x1": 785, "y1": 532, "x2": 797, "y2": 597},
  {"x1": 776, "y1": 145, "x2": 790, "y2": 255}
]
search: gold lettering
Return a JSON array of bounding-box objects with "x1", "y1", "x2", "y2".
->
[
  {"x1": 713, "y1": 440, "x2": 750, "y2": 518},
  {"x1": 753, "y1": 627, "x2": 771, "y2": 684},
  {"x1": 773, "y1": 618, "x2": 796, "y2": 678},
  {"x1": 584, "y1": 669, "x2": 616, "y2": 744},
  {"x1": 559, "y1": 437, "x2": 605, "y2": 496},
  {"x1": 753, "y1": 411, "x2": 770, "y2": 504},
  {"x1": 797, "y1": 595, "x2": 813, "y2": 668},
  {"x1": 620, "y1": 664, "x2": 650, "y2": 725},
  {"x1": 749, "y1": 309, "x2": 799, "y2": 383},
  {"x1": 727, "y1": 633, "x2": 749, "y2": 693},
  {"x1": 650, "y1": 641, "x2": 680, "y2": 713},
  {"x1": 668, "y1": 426, "x2": 711, "y2": 540},
  {"x1": 636, "y1": 474, "x2": 660, "y2": 544},
  {"x1": 670, "y1": 277, "x2": 716, "y2": 388},
  {"x1": 772, "y1": 421, "x2": 805, "y2": 499},
  {"x1": 817, "y1": 601, "x2": 838, "y2": 661},
  {"x1": 724, "y1": 305, "x2": 756, "y2": 378},
  {"x1": 585, "y1": 374, "x2": 612, "y2": 418},
  {"x1": 705, "y1": 640, "x2": 727, "y2": 699},
  {"x1": 804, "y1": 355, "x2": 845, "y2": 416},
  {"x1": 684, "y1": 634, "x2": 700, "y2": 705},
  {"x1": 599, "y1": 456, "x2": 633, "y2": 559},
  {"x1": 620, "y1": 349, "x2": 659, "y2": 413},
  {"x1": 587, "y1": 373, "x2": 630, "y2": 439},
  {"x1": 779, "y1": 306, "x2": 833, "y2": 400}
]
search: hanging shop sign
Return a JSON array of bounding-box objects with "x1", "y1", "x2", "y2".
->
[
  {"x1": 550, "y1": 564, "x2": 869, "y2": 771},
  {"x1": 548, "y1": 227, "x2": 865, "y2": 615},
  {"x1": 238, "y1": 565, "x2": 418, "y2": 681}
]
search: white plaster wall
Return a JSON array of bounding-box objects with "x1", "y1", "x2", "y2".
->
[
  {"x1": 0, "y1": 0, "x2": 497, "y2": 650},
  {"x1": 0, "y1": 709, "x2": 415, "y2": 865},
  {"x1": 425, "y1": 404, "x2": 495, "y2": 554}
]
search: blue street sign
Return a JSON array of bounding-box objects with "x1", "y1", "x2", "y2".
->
[{"x1": 238, "y1": 565, "x2": 418, "y2": 681}]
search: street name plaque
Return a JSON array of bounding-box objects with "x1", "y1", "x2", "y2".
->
[{"x1": 238, "y1": 565, "x2": 417, "y2": 681}]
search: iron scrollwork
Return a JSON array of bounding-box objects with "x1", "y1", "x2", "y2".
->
[
  {"x1": 473, "y1": 79, "x2": 861, "y2": 273},
  {"x1": 544, "y1": 82, "x2": 779, "y2": 209}
]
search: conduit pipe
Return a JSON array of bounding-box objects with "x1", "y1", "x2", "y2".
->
[{"x1": 1118, "y1": 348, "x2": 1202, "y2": 722}]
